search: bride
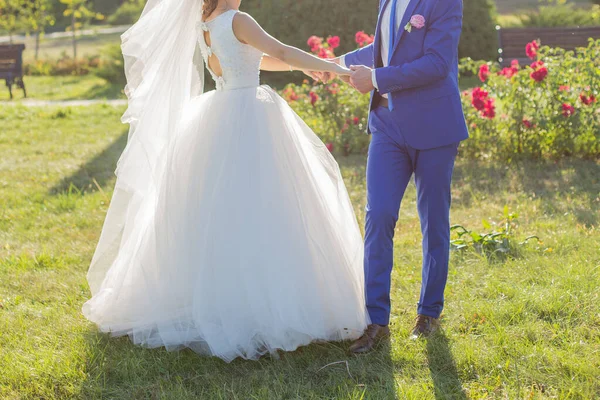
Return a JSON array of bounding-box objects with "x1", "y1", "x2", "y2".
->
[{"x1": 83, "y1": 0, "x2": 369, "y2": 362}]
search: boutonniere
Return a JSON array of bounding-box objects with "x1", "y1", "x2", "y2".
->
[{"x1": 404, "y1": 15, "x2": 425, "y2": 33}]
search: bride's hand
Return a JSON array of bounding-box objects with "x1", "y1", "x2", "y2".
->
[{"x1": 334, "y1": 64, "x2": 352, "y2": 76}]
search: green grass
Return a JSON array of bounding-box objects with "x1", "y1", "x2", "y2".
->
[
  {"x1": 0, "y1": 75, "x2": 125, "y2": 102},
  {"x1": 0, "y1": 74, "x2": 477, "y2": 103},
  {"x1": 1, "y1": 105, "x2": 599, "y2": 399},
  {"x1": 21, "y1": 33, "x2": 123, "y2": 63},
  {"x1": 495, "y1": 0, "x2": 592, "y2": 14}
]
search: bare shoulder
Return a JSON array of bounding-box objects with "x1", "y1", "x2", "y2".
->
[
  {"x1": 232, "y1": 11, "x2": 265, "y2": 44},
  {"x1": 232, "y1": 11, "x2": 257, "y2": 28}
]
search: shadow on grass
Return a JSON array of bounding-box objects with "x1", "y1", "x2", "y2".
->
[
  {"x1": 426, "y1": 331, "x2": 467, "y2": 400},
  {"x1": 453, "y1": 159, "x2": 600, "y2": 226},
  {"x1": 49, "y1": 130, "x2": 128, "y2": 195},
  {"x1": 72, "y1": 82, "x2": 125, "y2": 101},
  {"x1": 80, "y1": 328, "x2": 399, "y2": 398}
]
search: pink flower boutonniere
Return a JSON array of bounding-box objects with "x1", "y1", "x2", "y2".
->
[{"x1": 405, "y1": 14, "x2": 425, "y2": 33}]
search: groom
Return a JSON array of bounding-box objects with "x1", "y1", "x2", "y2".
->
[{"x1": 333, "y1": 0, "x2": 468, "y2": 352}]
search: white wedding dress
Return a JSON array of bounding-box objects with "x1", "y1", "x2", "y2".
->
[{"x1": 83, "y1": 9, "x2": 369, "y2": 362}]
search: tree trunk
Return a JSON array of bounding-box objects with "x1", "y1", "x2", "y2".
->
[
  {"x1": 35, "y1": 31, "x2": 40, "y2": 60},
  {"x1": 72, "y1": 13, "x2": 77, "y2": 59}
]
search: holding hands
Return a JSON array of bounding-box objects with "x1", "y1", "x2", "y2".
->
[
  {"x1": 348, "y1": 65, "x2": 375, "y2": 94},
  {"x1": 306, "y1": 59, "x2": 375, "y2": 95}
]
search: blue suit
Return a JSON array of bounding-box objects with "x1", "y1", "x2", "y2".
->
[{"x1": 344, "y1": 0, "x2": 468, "y2": 324}]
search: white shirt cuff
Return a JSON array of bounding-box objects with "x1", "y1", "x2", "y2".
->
[
  {"x1": 340, "y1": 55, "x2": 347, "y2": 69},
  {"x1": 372, "y1": 69, "x2": 379, "y2": 90}
]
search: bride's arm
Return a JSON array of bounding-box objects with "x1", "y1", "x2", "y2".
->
[
  {"x1": 233, "y1": 13, "x2": 350, "y2": 75},
  {"x1": 260, "y1": 55, "x2": 296, "y2": 72}
]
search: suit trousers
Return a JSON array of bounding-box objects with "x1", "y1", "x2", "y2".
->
[{"x1": 364, "y1": 105, "x2": 459, "y2": 325}]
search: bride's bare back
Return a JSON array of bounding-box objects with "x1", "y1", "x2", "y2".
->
[{"x1": 198, "y1": 2, "x2": 348, "y2": 90}]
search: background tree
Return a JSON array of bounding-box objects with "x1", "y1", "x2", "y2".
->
[
  {"x1": 59, "y1": 0, "x2": 104, "y2": 59},
  {"x1": 21, "y1": 0, "x2": 56, "y2": 59},
  {"x1": 0, "y1": 0, "x2": 26, "y2": 43},
  {"x1": 460, "y1": 0, "x2": 499, "y2": 61}
]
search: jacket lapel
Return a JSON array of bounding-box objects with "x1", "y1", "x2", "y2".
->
[
  {"x1": 390, "y1": 0, "x2": 424, "y2": 58},
  {"x1": 374, "y1": 0, "x2": 391, "y2": 67}
]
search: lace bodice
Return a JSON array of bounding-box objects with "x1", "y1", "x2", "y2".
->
[{"x1": 196, "y1": 10, "x2": 263, "y2": 91}]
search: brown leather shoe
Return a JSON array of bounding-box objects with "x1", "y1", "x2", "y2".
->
[
  {"x1": 349, "y1": 324, "x2": 390, "y2": 354},
  {"x1": 410, "y1": 314, "x2": 440, "y2": 339}
]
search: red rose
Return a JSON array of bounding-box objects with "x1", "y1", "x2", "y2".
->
[
  {"x1": 530, "y1": 68, "x2": 548, "y2": 82},
  {"x1": 355, "y1": 31, "x2": 374, "y2": 48},
  {"x1": 562, "y1": 103, "x2": 575, "y2": 117},
  {"x1": 309, "y1": 91, "x2": 319, "y2": 106},
  {"x1": 559, "y1": 85, "x2": 570, "y2": 92},
  {"x1": 530, "y1": 60, "x2": 544, "y2": 69},
  {"x1": 326, "y1": 142, "x2": 334, "y2": 152},
  {"x1": 526, "y1": 40, "x2": 539, "y2": 60},
  {"x1": 498, "y1": 60, "x2": 520, "y2": 78},
  {"x1": 353, "y1": 117, "x2": 360, "y2": 125},
  {"x1": 478, "y1": 64, "x2": 490, "y2": 82},
  {"x1": 530, "y1": 61, "x2": 548, "y2": 82},
  {"x1": 499, "y1": 67, "x2": 517, "y2": 78},
  {"x1": 327, "y1": 36, "x2": 340, "y2": 49},
  {"x1": 471, "y1": 87, "x2": 489, "y2": 111},
  {"x1": 355, "y1": 31, "x2": 367, "y2": 46},
  {"x1": 482, "y1": 98, "x2": 496, "y2": 119},
  {"x1": 522, "y1": 118, "x2": 533, "y2": 129},
  {"x1": 307, "y1": 36, "x2": 323, "y2": 52},
  {"x1": 580, "y1": 94, "x2": 597, "y2": 105},
  {"x1": 317, "y1": 46, "x2": 330, "y2": 59}
]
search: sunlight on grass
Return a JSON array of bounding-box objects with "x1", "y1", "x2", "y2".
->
[
  {"x1": 20, "y1": 33, "x2": 123, "y2": 63},
  {"x1": 0, "y1": 75, "x2": 124, "y2": 102},
  {"x1": 0, "y1": 104, "x2": 599, "y2": 398}
]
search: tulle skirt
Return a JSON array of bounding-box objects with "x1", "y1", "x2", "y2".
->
[{"x1": 83, "y1": 86, "x2": 369, "y2": 362}]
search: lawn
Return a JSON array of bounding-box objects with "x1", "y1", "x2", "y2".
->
[
  {"x1": 0, "y1": 104, "x2": 599, "y2": 399},
  {"x1": 494, "y1": 0, "x2": 592, "y2": 14},
  {"x1": 0, "y1": 75, "x2": 125, "y2": 102},
  {"x1": 0, "y1": 75, "x2": 485, "y2": 103},
  {"x1": 21, "y1": 33, "x2": 123, "y2": 63}
]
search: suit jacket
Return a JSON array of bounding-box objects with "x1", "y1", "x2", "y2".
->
[{"x1": 344, "y1": 0, "x2": 469, "y2": 150}]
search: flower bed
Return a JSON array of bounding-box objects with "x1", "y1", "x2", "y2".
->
[
  {"x1": 461, "y1": 39, "x2": 599, "y2": 159},
  {"x1": 281, "y1": 33, "x2": 599, "y2": 159}
]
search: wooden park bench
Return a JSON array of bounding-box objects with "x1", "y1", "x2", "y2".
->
[
  {"x1": 496, "y1": 26, "x2": 600, "y2": 66},
  {"x1": 0, "y1": 44, "x2": 27, "y2": 99}
]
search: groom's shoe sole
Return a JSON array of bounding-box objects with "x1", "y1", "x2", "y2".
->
[{"x1": 349, "y1": 324, "x2": 390, "y2": 354}]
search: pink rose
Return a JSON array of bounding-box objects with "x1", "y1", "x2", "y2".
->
[
  {"x1": 410, "y1": 14, "x2": 426, "y2": 29},
  {"x1": 317, "y1": 46, "x2": 330, "y2": 59},
  {"x1": 307, "y1": 35, "x2": 323, "y2": 52},
  {"x1": 355, "y1": 31, "x2": 374, "y2": 47},
  {"x1": 327, "y1": 36, "x2": 340, "y2": 49}
]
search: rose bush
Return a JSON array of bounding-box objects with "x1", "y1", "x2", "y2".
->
[
  {"x1": 282, "y1": 78, "x2": 371, "y2": 156},
  {"x1": 281, "y1": 33, "x2": 599, "y2": 159},
  {"x1": 278, "y1": 33, "x2": 373, "y2": 155},
  {"x1": 461, "y1": 38, "x2": 599, "y2": 159}
]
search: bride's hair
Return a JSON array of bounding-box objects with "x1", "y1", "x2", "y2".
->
[{"x1": 202, "y1": 0, "x2": 219, "y2": 17}]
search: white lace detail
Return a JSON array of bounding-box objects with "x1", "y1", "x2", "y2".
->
[{"x1": 196, "y1": 10, "x2": 263, "y2": 91}]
